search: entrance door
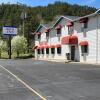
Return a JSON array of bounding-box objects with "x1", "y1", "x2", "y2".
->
[{"x1": 71, "y1": 46, "x2": 75, "y2": 61}]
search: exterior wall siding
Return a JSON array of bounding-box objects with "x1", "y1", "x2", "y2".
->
[
  {"x1": 74, "y1": 16, "x2": 97, "y2": 63},
  {"x1": 97, "y1": 15, "x2": 100, "y2": 63},
  {"x1": 34, "y1": 14, "x2": 100, "y2": 64}
]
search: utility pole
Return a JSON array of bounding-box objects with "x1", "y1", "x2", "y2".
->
[{"x1": 21, "y1": 11, "x2": 27, "y2": 36}]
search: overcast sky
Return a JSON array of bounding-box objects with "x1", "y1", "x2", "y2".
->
[{"x1": 0, "y1": 0, "x2": 99, "y2": 8}]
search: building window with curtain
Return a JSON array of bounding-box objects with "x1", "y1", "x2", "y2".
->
[
  {"x1": 42, "y1": 49, "x2": 44, "y2": 54},
  {"x1": 81, "y1": 45, "x2": 88, "y2": 53},
  {"x1": 46, "y1": 48, "x2": 49, "y2": 54},
  {"x1": 57, "y1": 47, "x2": 61, "y2": 54},
  {"x1": 57, "y1": 29, "x2": 61, "y2": 35},
  {"x1": 37, "y1": 49, "x2": 40, "y2": 54},
  {"x1": 51, "y1": 48, "x2": 55, "y2": 54},
  {"x1": 38, "y1": 34, "x2": 41, "y2": 40},
  {"x1": 46, "y1": 31, "x2": 49, "y2": 38},
  {"x1": 81, "y1": 22, "x2": 88, "y2": 32},
  {"x1": 68, "y1": 26, "x2": 74, "y2": 34}
]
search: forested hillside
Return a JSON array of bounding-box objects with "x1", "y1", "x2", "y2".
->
[{"x1": 0, "y1": 1, "x2": 97, "y2": 44}]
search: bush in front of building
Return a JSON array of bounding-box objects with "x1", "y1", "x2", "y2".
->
[{"x1": 11, "y1": 36, "x2": 28, "y2": 57}]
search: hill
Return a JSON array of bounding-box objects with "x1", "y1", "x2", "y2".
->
[{"x1": 0, "y1": 1, "x2": 97, "y2": 46}]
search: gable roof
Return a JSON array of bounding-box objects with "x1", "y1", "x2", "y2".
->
[
  {"x1": 52, "y1": 15, "x2": 79, "y2": 28},
  {"x1": 35, "y1": 24, "x2": 47, "y2": 33},
  {"x1": 73, "y1": 9, "x2": 100, "y2": 22},
  {"x1": 34, "y1": 9, "x2": 100, "y2": 34}
]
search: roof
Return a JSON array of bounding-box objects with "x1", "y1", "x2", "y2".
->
[
  {"x1": 63, "y1": 15, "x2": 79, "y2": 20},
  {"x1": 35, "y1": 24, "x2": 48, "y2": 33},
  {"x1": 73, "y1": 9, "x2": 100, "y2": 22},
  {"x1": 34, "y1": 9, "x2": 100, "y2": 34},
  {"x1": 52, "y1": 15, "x2": 79, "y2": 28}
]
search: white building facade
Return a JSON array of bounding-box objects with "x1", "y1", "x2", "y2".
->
[{"x1": 34, "y1": 9, "x2": 100, "y2": 64}]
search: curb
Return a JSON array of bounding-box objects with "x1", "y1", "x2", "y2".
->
[{"x1": 32, "y1": 58, "x2": 100, "y2": 66}]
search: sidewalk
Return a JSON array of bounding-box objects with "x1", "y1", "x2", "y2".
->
[{"x1": 32, "y1": 58, "x2": 100, "y2": 66}]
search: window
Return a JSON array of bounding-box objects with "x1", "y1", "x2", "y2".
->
[
  {"x1": 46, "y1": 32, "x2": 49, "y2": 42},
  {"x1": 57, "y1": 47, "x2": 61, "y2": 54},
  {"x1": 42, "y1": 49, "x2": 44, "y2": 54},
  {"x1": 51, "y1": 48, "x2": 55, "y2": 54},
  {"x1": 84, "y1": 22, "x2": 88, "y2": 28},
  {"x1": 57, "y1": 29, "x2": 61, "y2": 35},
  {"x1": 46, "y1": 48, "x2": 49, "y2": 54},
  {"x1": 81, "y1": 45, "x2": 88, "y2": 53},
  {"x1": 81, "y1": 22, "x2": 88, "y2": 31},
  {"x1": 38, "y1": 34, "x2": 41, "y2": 39},
  {"x1": 68, "y1": 26, "x2": 74, "y2": 34},
  {"x1": 37, "y1": 49, "x2": 40, "y2": 54},
  {"x1": 46, "y1": 32, "x2": 49, "y2": 38}
]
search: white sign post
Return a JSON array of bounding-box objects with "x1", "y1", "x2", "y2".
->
[{"x1": 3, "y1": 26, "x2": 17, "y2": 59}]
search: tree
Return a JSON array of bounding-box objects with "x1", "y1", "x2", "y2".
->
[
  {"x1": 11, "y1": 36, "x2": 28, "y2": 57},
  {"x1": 0, "y1": 40, "x2": 7, "y2": 58}
]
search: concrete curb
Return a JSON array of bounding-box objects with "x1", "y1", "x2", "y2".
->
[{"x1": 32, "y1": 58, "x2": 100, "y2": 66}]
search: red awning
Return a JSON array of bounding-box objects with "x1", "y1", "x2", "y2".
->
[
  {"x1": 69, "y1": 36, "x2": 78, "y2": 44},
  {"x1": 79, "y1": 41, "x2": 88, "y2": 46},
  {"x1": 37, "y1": 45, "x2": 44, "y2": 49},
  {"x1": 67, "y1": 21, "x2": 73, "y2": 27},
  {"x1": 61, "y1": 35, "x2": 78, "y2": 44},
  {"x1": 45, "y1": 28, "x2": 50, "y2": 33},
  {"x1": 33, "y1": 46, "x2": 38, "y2": 49},
  {"x1": 50, "y1": 45, "x2": 55, "y2": 48},
  {"x1": 61, "y1": 36, "x2": 70, "y2": 44},
  {"x1": 79, "y1": 17, "x2": 88, "y2": 23},
  {"x1": 44, "y1": 45, "x2": 50, "y2": 48},
  {"x1": 55, "y1": 44, "x2": 61, "y2": 48},
  {"x1": 40, "y1": 45, "x2": 45, "y2": 49},
  {"x1": 37, "y1": 46, "x2": 41, "y2": 49},
  {"x1": 55, "y1": 25, "x2": 62, "y2": 30},
  {"x1": 37, "y1": 32, "x2": 41, "y2": 35}
]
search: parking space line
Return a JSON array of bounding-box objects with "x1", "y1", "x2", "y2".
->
[{"x1": 0, "y1": 65, "x2": 47, "y2": 100}]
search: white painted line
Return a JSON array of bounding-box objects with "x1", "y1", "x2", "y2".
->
[{"x1": 0, "y1": 65, "x2": 47, "y2": 100}]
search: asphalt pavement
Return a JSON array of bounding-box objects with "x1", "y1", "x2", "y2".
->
[
  {"x1": 0, "y1": 59, "x2": 100, "y2": 100},
  {"x1": 0, "y1": 62, "x2": 41, "y2": 100}
]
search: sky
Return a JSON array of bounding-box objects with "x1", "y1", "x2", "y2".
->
[{"x1": 0, "y1": 0, "x2": 99, "y2": 8}]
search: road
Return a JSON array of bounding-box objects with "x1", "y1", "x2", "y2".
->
[{"x1": 0, "y1": 59, "x2": 100, "y2": 100}]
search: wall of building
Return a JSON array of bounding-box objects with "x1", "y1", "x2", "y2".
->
[
  {"x1": 74, "y1": 16, "x2": 97, "y2": 63},
  {"x1": 97, "y1": 15, "x2": 100, "y2": 63},
  {"x1": 34, "y1": 14, "x2": 100, "y2": 63}
]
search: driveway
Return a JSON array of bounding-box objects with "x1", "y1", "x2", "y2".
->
[{"x1": 0, "y1": 59, "x2": 100, "y2": 100}]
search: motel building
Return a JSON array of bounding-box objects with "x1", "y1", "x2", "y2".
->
[{"x1": 33, "y1": 9, "x2": 100, "y2": 64}]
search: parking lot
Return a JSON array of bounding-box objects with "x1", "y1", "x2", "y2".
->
[
  {"x1": 0, "y1": 59, "x2": 100, "y2": 100},
  {"x1": 0, "y1": 64, "x2": 40, "y2": 100}
]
